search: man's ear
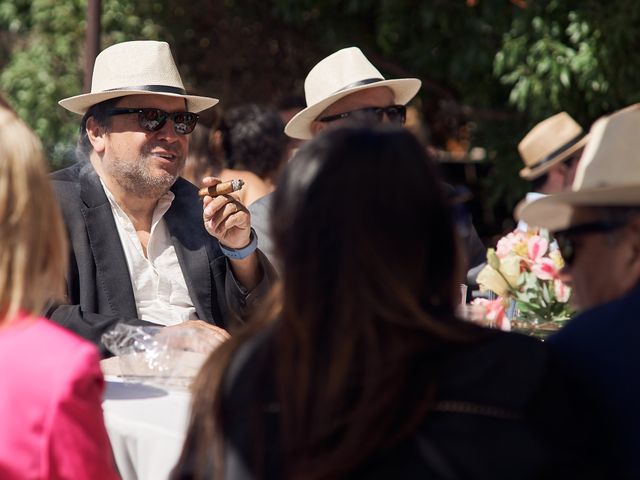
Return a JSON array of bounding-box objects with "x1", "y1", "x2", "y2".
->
[
  {"x1": 86, "y1": 117, "x2": 107, "y2": 153},
  {"x1": 309, "y1": 120, "x2": 326, "y2": 137}
]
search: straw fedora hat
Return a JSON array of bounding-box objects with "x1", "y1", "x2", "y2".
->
[
  {"x1": 517, "y1": 104, "x2": 640, "y2": 231},
  {"x1": 59, "y1": 41, "x2": 218, "y2": 114},
  {"x1": 284, "y1": 47, "x2": 421, "y2": 140},
  {"x1": 518, "y1": 112, "x2": 589, "y2": 180}
]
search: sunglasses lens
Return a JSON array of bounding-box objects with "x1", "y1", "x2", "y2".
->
[
  {"x1": 173, "y1": 112, "x2": 198, "y2": 135},
  {"x1": 138, "y1": 109, "x2": 167, "y2": 132},
  {"x1": 386, "y1": 106, "x2": 406, "y2": 125}
]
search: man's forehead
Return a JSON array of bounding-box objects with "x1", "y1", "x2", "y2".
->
[
  {"x1": 568, "y1": 206, "x2": 603, "y2": 224},
  {"x1": 321, "y1": 86, "x2": 396, "y2": 116},
  {"x1": 114, "y1": 94, "x2": 187, "y2": 110}
]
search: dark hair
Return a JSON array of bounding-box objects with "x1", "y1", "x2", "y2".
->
[
  {"x1": 218, "y1": 104, "x2": 287, "y2": 180},
  {"x1": 177, "y1": 126, "x2": 480, "y2": 480},
  {"x1": 76, "y1": 97, "x2": 121, "y2": 160}
]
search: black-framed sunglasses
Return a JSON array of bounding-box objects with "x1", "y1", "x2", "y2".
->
[
  {"x1": 318, "y1": 104, "x2": 406, "y2": 125},
  {"x1": 554, "y1": 220, "x2": 628, "y2": 267},
  {"x1": 107, "y1": 108, "x2": 199, "y2": 135}
]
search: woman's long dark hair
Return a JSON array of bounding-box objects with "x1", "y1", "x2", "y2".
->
[{"x1": 175, "y1": 126, "x2": 482, "y2": 480}]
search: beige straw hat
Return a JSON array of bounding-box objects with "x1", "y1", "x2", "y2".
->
[
  {"x1": 284, "y1": 47, "x2": 421, "y2": 140},
  {"x1": 517, "y1": 104, "x2": 640, "y2": 231},
  {"x1": 59, "y1": 41, "x2": 218, "y2": 114},
  {"x1": 518, "y1": 112, "x2": 589, "y2": 180}
]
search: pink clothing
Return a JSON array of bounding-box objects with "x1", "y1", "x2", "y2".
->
[{"x1": 0, "y1": 314, "x2": 119, "y2": 480}]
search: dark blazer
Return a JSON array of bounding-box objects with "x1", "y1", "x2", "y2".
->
[
  {"x1": 49, "y1": 161, "x2": 274, "y2": 355},
  {"x1": 547, "y1": 284, "x2": 640, "y2": 478}
]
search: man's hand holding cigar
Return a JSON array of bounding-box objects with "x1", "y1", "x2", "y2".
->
[
  {"x1": 201, "y1": 177, "x2": 250, "y2": 247},
  {"x1": 201, "y1": 177, "x2": 261, "y2": 290}
]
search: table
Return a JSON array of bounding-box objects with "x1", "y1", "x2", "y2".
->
[{"x1": 102, "y1": 379, "x2": 191, "y2": 480}]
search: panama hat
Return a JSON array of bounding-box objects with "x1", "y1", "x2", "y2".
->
[
  {"x1": 518, "y1": 112, "x2": 589, "y2": 180},
  {"x1": 284, "y1": 47, "x2": 421, "y2": 140},
  {"x1": 59, "y1": 41, "x2": 218, "y2": 114},
  {"x1": 517, "y1": 104, "x2": 640, "y2": 231}
]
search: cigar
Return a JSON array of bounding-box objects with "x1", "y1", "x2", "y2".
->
[{"x1": 198, "y1": 179, "x2": 245, "y2": 198}]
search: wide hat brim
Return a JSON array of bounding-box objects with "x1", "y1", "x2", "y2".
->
[
  {"x1": 519, "y1": 134, "x2": 589, "y2": 180},
  {"x1": 516, "y1": 184, "x2": 640, "y2": 231},
  {"x1": 284, "y1": 78, "x2": 422, "y2": 140},
  {"x1": 59, "y1": 90, "x2": 218, "y2": 115}
]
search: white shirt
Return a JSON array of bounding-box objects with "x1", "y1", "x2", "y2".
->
[{"x1": 102, "y1": 181, "x2": 198, "y2": 326}]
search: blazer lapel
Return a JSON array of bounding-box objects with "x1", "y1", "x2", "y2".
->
[
  {"x1": 79, "y1": 164, "x2": 138, "y2": 318},
  {"x1": 165, "y1": 179, "x2": 214, "y2": 323}
]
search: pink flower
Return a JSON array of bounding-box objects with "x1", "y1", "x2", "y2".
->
[
  {"x1": 496, "y1": 231, "x2": 526, "y2": 258},
  {"x1": 531, "y1": 258, "x2": 559, "y2": 281},
  {"x1": 527, "y1": 235, "x2": 549, "y2": 262},
  {"x1": 470, "y1": 298, "x2": 510, "y2": 331},
  {"x1": 554, "y1": 279, "x2": 571, "y2": 303}
]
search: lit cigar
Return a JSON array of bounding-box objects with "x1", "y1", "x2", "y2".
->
[{"x1": 198, "y1": 179, "x2": 245, "y2": 198}]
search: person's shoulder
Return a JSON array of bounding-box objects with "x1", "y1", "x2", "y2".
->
[
  {"x1": 225, "y1": 327, "x2": 274, "y2": 384},
  {"x1": 19, "y1": 316, "x2": 98, "y2": 359},
  {"x1": 50, "y1": 162, "x2": 88, "y2": 203},
  {"x1": 248, "y1": 190, "x2": 274, "y2": 217},
  {"x1": 50, "y1": 161, "x2": 83, "y2": 183},
  {"x1": 2, "y1": 316, "x2": 100, "y2": 383},
  {"x1": 466, "y1": 329, "x2": 547, "y2": 361},
  {"x1": 550, "y1": 287, "x2": 640, "y2": 351},
  {"x1": 438, "y1": 330, "x2": 550, "y2": 406}
]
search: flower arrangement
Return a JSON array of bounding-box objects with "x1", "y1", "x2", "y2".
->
[{"x1": 473, "y1": 228, "x2": 574, "y2": 333}]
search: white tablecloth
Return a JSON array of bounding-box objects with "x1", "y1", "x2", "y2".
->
[{"x1": 102, "y1": 379, "x2": 191, "y2": 480}]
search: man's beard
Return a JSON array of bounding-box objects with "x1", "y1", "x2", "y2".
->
[{"x1": 108, "y1": 144, "x2": 183, "y2": 198}]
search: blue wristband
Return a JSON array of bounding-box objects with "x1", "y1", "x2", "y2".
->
[{"x1": 219, "y1": 228, "x2": 258, "y2": 260}]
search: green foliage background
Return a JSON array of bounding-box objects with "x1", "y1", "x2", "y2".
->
[{"x1": 2, "y1": 0, "x2": 639, "y2": 235}]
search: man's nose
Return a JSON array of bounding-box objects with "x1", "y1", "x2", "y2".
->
[{"x1": 155, "y1": 118, "x2": 179, "y2": 141}]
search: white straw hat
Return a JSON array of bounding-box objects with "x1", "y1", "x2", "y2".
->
[
  {"x1": 518, "y1": 112, "x2": 589, "y2": 180},
  {"x1": 517, "y1": 104, "x2": 640, "y2": 231},
  {"x1": 59, "y1": 41, "x2": 218, "y2": 114},
  {"x1": 284, "y1": 47, "x2": 421, "y2": 140}
]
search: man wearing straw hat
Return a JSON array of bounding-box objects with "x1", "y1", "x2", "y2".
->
[
  {"x1": 49, "y1": 41, "x2": 274, "y2": 354},
  {"x1": 516, "y1": 112, "x2": 588, "y2": 231},
  {"x1": 251, "y1": 46, "x2": 486, "y2": 278},
  {"x1": 517, "y1": 104, "x2": 640, "y2": 476}
]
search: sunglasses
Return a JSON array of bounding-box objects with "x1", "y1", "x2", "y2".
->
[
  {"x1": 554, "y1": 220, "x2": 628, "y2": 266},
  {"x1": 318, "y1": 105, "x2": 406, "y2": 125},
  {"x1": 107, "y1": 108, "x2": 199, "y2": 135}
]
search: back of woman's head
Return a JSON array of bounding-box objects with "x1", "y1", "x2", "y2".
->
[
  {"x1": 268, "y1": 126, "x2": 470, "y2": 478},
  {"x1": 0, "y1": 97, "x2": 67, "y2": 321},
  {"x1": 272, "y1": 125, "x2": 461, "y2": 332}
]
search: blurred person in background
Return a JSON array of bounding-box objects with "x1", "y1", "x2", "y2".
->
[
  {"x1": 182, "y1": 123, "x2": 272, "y2": 206},
  {"x1": 517, "y1": 112, "x2": 588, "y2": 231},
  {"x1": 173, "y1": 126, "x2": 582, "y2": 480},
  {"x1": 217, "y1": 104, "x2": 288, "y2": 191},
  {"x1": 0, "y1": 95, "x2": 118, "y2": 480}
]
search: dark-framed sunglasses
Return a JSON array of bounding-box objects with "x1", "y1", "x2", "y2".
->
[
  {"x1": 107, "y1": 108, "x2": 199, "y2": 135},
  {"x1": 554, "y1": 220, "x2": 628, "y2": 266},
  {"x1": 318, "y1": 104, "x2": 406, "y2": 125}
]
